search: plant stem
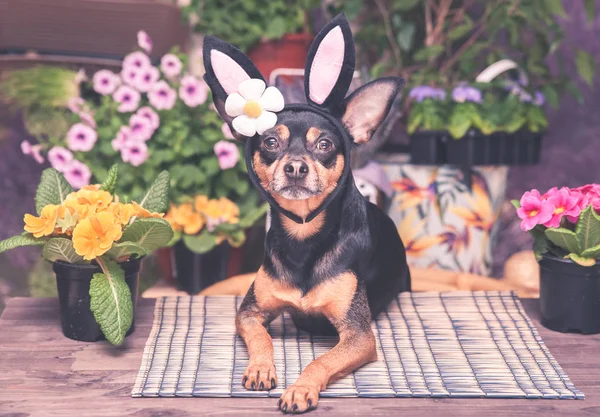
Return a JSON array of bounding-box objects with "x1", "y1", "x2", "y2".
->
[{"x1": 374, "y1": 0, "x2": 402, "y2": 69}]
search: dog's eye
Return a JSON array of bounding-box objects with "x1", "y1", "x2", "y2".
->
[
  {"x1": 317, "y1": 139, "x2": 333, "y2": 151},
  {"x1": 263, "y1": 137, "x2": 279, "y2": 150}
]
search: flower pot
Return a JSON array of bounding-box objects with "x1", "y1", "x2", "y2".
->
[
  {"x1": 52, "y1": 258, "x2": 141, "y2": 342},
  {"x1": 539, "y1": 253, "x2": 600, "y2": 334},
  {"x1": 247, "y1": 33, "x2": 313, "y2": 80},
  {"x1": 173, "y1": 241, "x2": 231, "y2": 294},
  {"x1": 409, "y1": 130, "x2": 448, "y2": 165}
]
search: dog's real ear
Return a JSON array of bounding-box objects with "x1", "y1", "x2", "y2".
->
[
  {"x1": 342, "y1": 77, "x2": 404, "y2": 144},
  {"x1": 304, "y1": 13, "x2": 355, "y2": 110},
  {"x1": 203, "y1": 35, "x2": 265, "y2": 140}
]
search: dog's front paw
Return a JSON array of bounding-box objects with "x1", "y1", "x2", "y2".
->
[
  {"x1": 242, "y1": 362, "x2": 277, "y2": 391},
  {"x1": 278, "y1": 384, "x2": 319, "y2": 414}
]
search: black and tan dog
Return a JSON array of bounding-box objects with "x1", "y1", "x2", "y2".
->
[{"x1": 203, "y1": 14, "x2": 410, "y2": 414}]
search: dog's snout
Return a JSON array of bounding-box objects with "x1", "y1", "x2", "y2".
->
[{"x1": 283, "y1": 160, "x2": 309, "y2": 180}]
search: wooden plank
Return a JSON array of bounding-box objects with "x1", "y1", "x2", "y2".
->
[{"x1": 0, "y1": 297, "x2": 598, "y2": 417}]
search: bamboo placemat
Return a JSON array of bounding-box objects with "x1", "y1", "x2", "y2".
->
[{"x1": 132, "y1": 291, "x2": 583, "y2": 399}]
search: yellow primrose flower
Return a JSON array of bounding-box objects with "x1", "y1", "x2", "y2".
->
[
  {"x1": 194, "y1": 195, "x2": 209, "y2": 212},
  {"x1": 165, "y1": 205, "x2": 183, "y2": 232},
  {"x1": 63, "y1": 198, "x2": 92, "y2": 221},
  {"x1": 109, "y1": 202, "x2": 137, "y2": 225},
  {"x1": 131, "y1": 201, "x2": 165, "y2": 219},
  {"x1": 218, "y1": 197, "x2": 240, "y2": 224},
  {"x1": 71, "y1": 188, "x2": 113, "y2": 212},
  {"x1": 24, "y1": 204, "x2": 60, "y2": 238},
  {"x1": 201, "y1": 199, "x2": 222, "y2": 220},
  {"x1": 171, "y1": 203, "x2": 204, "y2": 235},
  {"x1": 55, "y1": 205, "x2": 79, "y2": 235},
  {"x1": 72, "y1": 211, "x2": 123, "y2": 260}
]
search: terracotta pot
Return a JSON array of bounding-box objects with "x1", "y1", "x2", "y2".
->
[
  {"x1": 247, "y1": 33, "x2": 313, "y2": 80},
  {"x1": 156, "y1": 247, "x2": 174, "y2": 283}
]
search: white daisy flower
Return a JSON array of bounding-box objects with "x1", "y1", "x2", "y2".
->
[{"x1": 225, "y1": 79, "x2": 285, "y2": 136}]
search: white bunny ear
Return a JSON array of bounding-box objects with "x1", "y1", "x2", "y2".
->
[
  {"x1": 203, "y1": 35, "x2": 264, "y2": 102},
  {"x1": 304, "y1": 13, "x2": 355, "y2": 110}
]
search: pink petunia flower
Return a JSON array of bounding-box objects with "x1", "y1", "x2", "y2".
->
[
  {"x1": 112, "y1": 85, "x2": 141, "y2": 113},
  {"x1": 111, "y1": 126, "x2": 131, "y2": 151},
  {"x1": 148, "y1": 80, "x2": 177, "y2": 110},
  {"x1": 121, "y1": 141, "x2": 149, "y2": 167},
  {"x1": 543, "y1": 187, "x2": 582, "y2": 228},
  {"x1": 123, "y1": 51, "x2": 151, "y2": 71},
  {"x1": 571, "y1": 184, "x2": 600, "y2": 217},
  {"x1": 30, "y1": 145, "x2": 44, "y2": 164},
  {"x1": 214, "y1": 140, "x2": 240, "y2": 170},
  {"x1": 66, "y1": 123, "x2": 97, "y2": 152},
  {"x1": 63, "y1": 160, "x2": 91, "y2": 189},
  {"x1": 136, "y1": 106, "x2": 160, "y2": 130},
  {"x1": 160, "y1": 54, "x2": 183, "y2": 78},
  {"x1": 137, "y1": 30, "x2": 153, "y2": 54},
  {"x1": 134, "y1": 66, "x2": 160, "y2": 92},
  {"x1": 21, "y1": 140, "x2": 32, "y2": 155},
  {"x1": 68, "y1": 97, "x2": 85, "y2": 113},
  {"x1": 128, "y1": 114, "x2": 154, "y2": 141},
  {"x1": 47, "y1": 147, "x2": 73, "y2": 172},
  {"x1": 78, "y1": 111, "x2": 97, "y2": 128},
  {"x1": 120, "y1": 66, "x2": 139, "y2": 86},
  {"x1": 221, "y1": 123, "x2": 235, "y2": 139},
  {"x1": 179, "y1": 75, "x2": 208, "y2": 107},
  {"x1": 516, "y1": 189, "x2": 555, "y2": 231},
  {"x1": 92, "y1": 70, "x2": 119, "y2": 95}
]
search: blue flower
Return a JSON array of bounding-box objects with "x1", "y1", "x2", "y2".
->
[
  {"x1": 409, "y1": 86, "x2": 446, "y2": 102},
  {"x1": 533, "y1": 91, "x2": 545, "y2": 106},
  {"x1": 451, "y1": 85, "x2": 482, "y2": 103}
]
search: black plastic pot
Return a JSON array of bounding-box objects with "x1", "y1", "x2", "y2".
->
[
  {"x1": 539, "y1": 254, "x2": 600, "y2": 334},
  {"x1": 52, "y1": 258, "x2": 141, "y2": 342},
  {"x1": 409, "y1": 130, "x2": 448, "y2": 165},
  {"x1": 173, "y1": 241, "x2": 230, "y2": 294}
]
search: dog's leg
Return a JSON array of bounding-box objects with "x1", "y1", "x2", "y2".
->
[
  {"x1": 236, "y1": 282, "x2": 280, "y2": 391},
  {"x1": 278, "y1": 283, "x2": 376, "y2": 413}
]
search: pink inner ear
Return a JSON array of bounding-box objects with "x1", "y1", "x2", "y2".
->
[
  {"x1": 309, "y1": 26, "x2": 345, "y2": 104},
  {"x1": 211, "y1": 50, "x2": 251, "y2": 95}
]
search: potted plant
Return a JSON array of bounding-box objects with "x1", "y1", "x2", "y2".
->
[
  {"x1": 513, "y1": 184, "x2": 600, "y2": 334},
  {"x1": 178, "y1": 0, "x2": 320, "y2": 79},
  {"x1": 164, "y1": 196, "x2": 267, "y2": 294},
  {"x1": 0, "y1": 165, "x2": 173, "y2": 344},
  {"x1": 1, "y1": 31, "x2": 266, "y2": 288}
]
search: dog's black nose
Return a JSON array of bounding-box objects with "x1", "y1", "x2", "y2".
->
[{"x1": 284, "y1": 160, "x2": 309, "y2": 179}]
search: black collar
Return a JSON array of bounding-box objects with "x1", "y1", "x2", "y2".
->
[{"x1": 244, "y1": 103, "x2": 352, "y2": 225}]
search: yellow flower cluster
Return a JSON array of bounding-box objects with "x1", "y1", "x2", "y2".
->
[
  {"x1": 23, "y1": 185, "x2": 163, "y2": 260},
  {"x1": 165, "y1": 195, "x2": 240, "y2": 235}
]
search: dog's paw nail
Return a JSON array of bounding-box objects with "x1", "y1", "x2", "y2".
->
[
  {"x1": 242, "y1": 376, "x2": 248, "y2": 385},
  {"x1": 277, "y1": 399, "x2": 282, "y2": 408},
  {"x1": 291, "y1": 404, "x2": 298, "y2": 412},
  {"x1": 281, "y1": 403, "x2": 288, "y2": 412},
  {"x1": 307, "y1": 400, "x2": 313, "y2": 409},
  {"x1": 271, "y1": 378, "x2": 277, "y2": 388},
  {"x1": 259, "y1": 382, "x2": 264, "y2": 390},
  {"x1": 251, "y1": 381, "x2": 256, "y2": 390}
]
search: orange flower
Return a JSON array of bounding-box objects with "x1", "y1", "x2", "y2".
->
[
  {"x1": 165, "y1": 204, "x2": 183, "y2": 232},
  {"x1": 24, "y1": 205, "x2": 59, "y2": 238},
  {"x1": 110, "y1": 203, "x2": 137, "y2": 225},
  {"x1": 132, "y1": 201, "x2": 164, "y2": 219},
  {"x1": 72, "y1": 211, "x2": 123, "y2": 260},
  {"x1": 201, "y1": 199, "x2": 222, "y2": 220},
  {"x1": 218, "y1": 198, "x2": 240, "y2": 224},
  {"x1": 69, "y1": 188, "x2": 113, "y2": 212},
  {"x1": 194, "y1": 195, "x2": 209, "y2": 212},
  {"x1": 55, "y1": 204, "x2": 79, "y2": 235},
  {"x1": 170, "y1": 203, "x2": 204, "y2": 235},
  {"x1": 63, "y1": 198, "x2": 92, "y2": 221}
]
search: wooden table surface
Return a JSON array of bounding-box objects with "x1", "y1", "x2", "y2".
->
[{"x1": 1, "y1": 297, "x2": 599, "y2": 417}]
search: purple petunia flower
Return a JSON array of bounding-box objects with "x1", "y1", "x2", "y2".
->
[
  {"x1": 221, "y1": 123, "x2": 235, "y2": 140},
  {"x1": 128, "y1": 114, "x2": 154, "y2": 141},
  {"x1": 533, "y1": 91, "x2": 545, "y2": 106},
  {"x1": 120, "y1": 66, "x2": 139, "y2": 87},
  {"x1": 451, "y1": 85, "x2": 482, "y2": 103},
  {"x1": 112, "y1": 126, "x2": 131, "y2": 151},
  {"x1": 409, "y1": 86, "x2": 446, "y2": 102},
  {"x1": 134, "y1": 66, "x2": 160, "y2": 93},
  {"x1": 112, "y1": 85, "x2": 141, "y2": 113},
  {"x1": 66, "y1": 123, "x2": 97, "y2": 152},
  {"x1": 214, "y1": 140, "x2": 240, "y2": 170},
  {"x1": 63, "y1": 160, "x2": 91, "y2": 189},
  {"x1": 148, "y1": 80, "x2": 177, "y2": 110},
  {"x1": 48, "y1": 147, "x2": 73, "y2": 172},
  {"x1": 137, "y1": 30, "x2": 153, "y2": 54},
  {"x1": 68, "y1": 97, "x2": 85, "y2": 113},
  {"x1": 136, "y1": 106, "x2": 160, "y2": 130},
  {"x1": 93, "y1": 70, "x2": 119, "y2": 95},
  {"x1": 123, "y1": 51, "x2": 151, "y2": 71},
  {"x1": 179, "y1": 75, "x2": 208, "y2": 107},
  {"x1": 160, "y1": 54, "x2": 183, "y2": 78},
  {"x1": 78, "y1": 111, "x2": 96, "y2": 129},
  {"x1": 21, "y1": 140, "x2": 32, "y2": 155},
  {"x1": 121, "y1": 141, "x2": 149, "y2": 167}
]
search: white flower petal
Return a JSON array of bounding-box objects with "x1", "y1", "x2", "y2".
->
[
  {"x1": 224, "y1": 93, "x2": 246, "y2": 117},
  {"x1": 256, "y1": 111, "x2": 278, "y2": 135},
  {"x1": 260, "y1": 87, "x2": 285, "y2": 112},
  {"x1": 238, "y1": 79, "x2": 266, "y2": 101},
  {"x1": 232, "y1": 115, "x2": 257, "y2": 137}
]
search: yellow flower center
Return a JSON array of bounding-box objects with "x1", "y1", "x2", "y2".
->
[
  {"x1": 529, "y1": 209, "x2": 539, "y2": 217},
  {"x1": 555, "y1": 207, "x2": 565, "y2": 214},
  {"x1": 243, "y1": 100, "x2": 262, "y2": 118}
]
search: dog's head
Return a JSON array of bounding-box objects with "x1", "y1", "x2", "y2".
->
[{"x1": 204, "y1": 14, "x2": 403, "y2": 211}]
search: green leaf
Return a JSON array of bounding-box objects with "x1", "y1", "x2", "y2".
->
[
  {"x1": 100, "y1": 164, "x2": 118, "y2": 193},
  {"x1": 530, "y1": 226, "x2": 549, "y2": 260},
  {"x1": 396, "y1": 22, "x2": 415, "y2": 51},
  {"x1": 393, "y1": 0, "x2": 420, "y2": 11},
  {"x1": 0, "y1": 233, "x2": 45, "y2": 254},
  {"x1": 106, "y1": 242, "x2": 147, "y2": 261},
  {"x1": 576, "y1": 205, "x2": 600, "y2": 251},
  {"x1": 239, "y1": 203, "x2": 268, "y2": 228},
  {"x1": 42, "y1": 238, "x2": 84, "y2": 264},
  {"x1": 448, "y1": 22, "x2": 473, "y2": 40},
  {"x1": 546, "y1": 0, "x2": 568, "y2": 18},
  {"x1": 35, "y1": 168, "x2": 73, "y2": 215},
  {"x1": 576, "y1": 50, "x2": 596, "y2": 86},
  {"x1": 545, "y1": 228, "x2": 580, "y2": 254},
  {"x1": 134, "y1": 171, "x2": 170, "y2": 213},
  {"x1": 511, "y1": 200, "x2": 521, "y2": 209},
  {"x1": 407, "y1": 111, "x2": 423, "y2": 134},
  {"x1": 413, "y1": 45, "x2": 444, "y2": 61},
  {"x1": 228, "y1": 229, "x2": 246, "y2": 248},
  {"x1": 183, "y1": 230, "x2": 218, "y2": 254},
  {"x1": 90, "y1": 257, "x2": 133, "y2": 345},
  {"x1": 565, "y1": 253, "x2": 596, "y2": 267},
  {"x1": 581, "y1": 243, "x2": 600, "y2": 259},
  {"x1": 585, "y1": 0, "x2": 596, "y2": 23},
  {"x1": 120, "y1": 218, "x2": 174, "y2": 252},
  {"x1": 542, "y1": 85, "x2": 559, "y2": 109},
  {"x1": 166, "y1": 230, "x2": 182, "y2": 247}
]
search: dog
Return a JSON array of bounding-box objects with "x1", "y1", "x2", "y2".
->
[{"x1": 203, "y1": 13, "x2": 411, "y2": 414}]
